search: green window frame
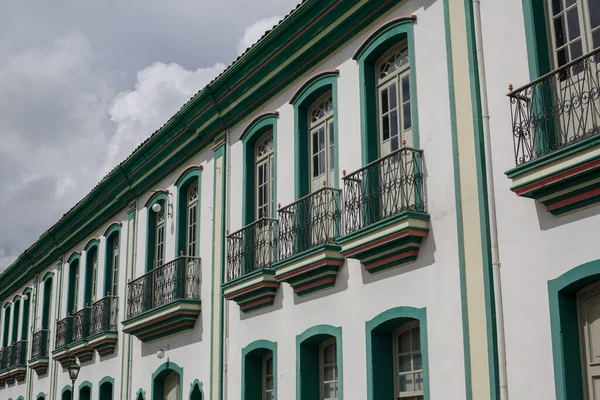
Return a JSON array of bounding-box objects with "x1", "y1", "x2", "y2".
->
[
  {"x1": 152, "y1": 360, "x2": 184, "y2": 400},
  {"x1": 290, "y1": 71, "x2": 340, "y2": 199},
  {"x1": 353, "y1": 17, "x2": 420, "y2": 165},
  {"x1": 189, "y1": 379, "x2": 204, "y2": 400},
  {"x1": 175, "y1": 166, "x2": 202, "y2": 258},
  {"x1": 84, "y1": 239, "x2": 100, "y2": 306},
  {"x1": 41, "y1": 272, "x2": 54, "y2": 330},
  {"x1": 61, "y1": 386, "x2": 72, "y2": 400},
  {"x1": 79, "y1": 381, "x2": 92, "y2": 400},
  {"x1": 2, "y1": 303, "x2": 11, "y2": 347},
  {"x1": 145, "y1": 191, "x2": 170, "y2": 272},
  {"x1": 242, "y1": 339, "x2": 277, "y2": 400},
  {"x1": 20, "y1": 288, "x2": 32, "y2": 341},
  {"x1": 241, "y1": 112, "x2": 278, "y2": 226},
  {"x1": 296, "y1": 324, "x2": 343, "y2": 400},
  {"x1": 67, "y1": 252, "x2": 82, "y2": 314},
  {"x1": 11, "y1": 295, "x2": 20, "y2": 343},
  {"x1": 104, "y1": 223, "x2": 122, "y2": 297},
  {"x1": 365, "y1": 306, "x2": 429, "y2": 400},
  {"x1": 99, "y1": 376, "x2": 115, "y2": 400}
]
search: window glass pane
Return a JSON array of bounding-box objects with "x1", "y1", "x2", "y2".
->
[
  {"x1": 399, "y1": 374, "x2": 413, "y2": 393},
  {"x1": 319, "y1": 128, "x2": 325, "y2": 150},
  {"x1": 594, "y1": 29, "x2": 600, "y2": 49},
  {"x1": 389, "y1": 84, "x2": 397, "y2": 109},
  {"x1": 313, "y1": 131, "x2": 318, "y2": 154},
  {"x1": 319, "y1": 153, "x2": 325, "y2": 175},
  {"x1": 570, "y1": 39, "x2": 583, "y2": 59},
  {"x1": 565, "y1": 0, "x2": 576, "y2": 7},
  {"x1": 381, "y1": 89, "x2": 389, "y2": 113},
  {"x1": 266, "y1": 376, "x2": 274, "y2": 390},
  {"x1": 590, "y1": 0, "x2": 600, "y2": 29},
  {"x1": 313, "y1": 155, "x2": 319, "y2": 177},
  {"x1": 324, "y1": 365, "x2": 336, "y2": 381},
  {"x1": 551, "y1": 0, "x2": 562, "y2": 15},
  {"x1": 391, "y1": 110, "x2": 398, "y2": 138},
  {"x1": 412, "y1": 327, "x2": 421, "y2": 350},
  {"x1": 324, "y1": 343, "x2": 335, "y2": 363},
  {"x1": 557, "y1": 47, "x2": 568, "y2": 67},
  {"x1": 391, "y1": 136, "x2": 399, "y2": 152},
  {"x1": 329, "y1": 147, "x2": 334, "y2": 171},
  {"x1": 399, "y1": 330, "x2": 411, "y2": 352},
  {"x1": 566, "y1": 7, "x2": 580, "y2": 40},
  {"x1": 414, "y1": 372, "x2": 423, "y2": 391},
  {"x1": 399, "y1": 355, "x2": 412, "y2": 372},
  {"x1": 402, "y1": 76, "x2": 410, "y2": 102},
  {"x1": 413, "y1": 353, "x2": 423, "y2": 370},
  {"x1": 329, "y1": 122, "x2": 334, "y2": 145},
  {"x1": 554, "y1": 15, "x2": 566, "y2": 47},
  {"x1": 403, "y1": 103, "x2": 412, "y2": 131},
  {"x1": 265, "y1": 393, "x2": 274, "y2": 400},
  {"x1": 382, "y1": 115, "x2": 390, "y2": 140}
]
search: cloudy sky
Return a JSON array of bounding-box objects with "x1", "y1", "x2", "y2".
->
[{"x1": 0, "y1": 0, "x2": 298, "y2": 271}]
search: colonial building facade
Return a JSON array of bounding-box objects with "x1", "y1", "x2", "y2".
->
[{"x1": 0, "y1": 0, "x2": 599, "y2": 399}]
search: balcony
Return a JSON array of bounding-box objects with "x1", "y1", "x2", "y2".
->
[
  {"x1": 52, "y1": 316, "x2": 75, "y2": 367},
  {"x1": 338, "y1": 147, "x2": 429, "y2": 274},
  {"x1": 0, "y1": 341, "x2": 28, "y2": 384},
  {"x1": 123, "y1": 256, "x2": 201, "y2": 342},
  {"x1": 29, "y1": 329, "x2": 49, "y2": 375},
  {"x1": 506, "y1": 48, "x2": 600, "y2": 215},
  {"x1": 0, "y1": 346, "x2": 10, "y2": 385},
  {"x1": 69, "y1": 307, "x2": 94, "y2": 362},
  {"x1": 88, "y1": 296, "x2": 118, "y2": 356},
  {"x1": 272, "y1": 187, "x2": 344, "y2": 296},
  {"x1": 223, "y1": 218, "x2": 280, "y2": 313}
]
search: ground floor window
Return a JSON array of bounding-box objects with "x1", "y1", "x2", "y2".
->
[{"x1": 242, "y1": 341, "x2": 277, "y2": 400}]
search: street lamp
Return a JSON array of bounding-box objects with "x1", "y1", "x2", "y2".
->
[{"x1": 68, "y1": 360, "x2": 81, "y2": 400}]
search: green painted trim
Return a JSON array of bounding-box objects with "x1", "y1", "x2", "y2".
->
[
  {"x1": 356, "y1": 17, "x2": 420, "y2": 165},
  {"x1": 462, "y1": 0, "x2": 499, "y2": 397},
  {"x1": 520, "y1": 0, "x2": 551, "y2": 80},
  {"x1": 26, "y1": 280, "x2": 38, "y2": 400},
  {"x1": 365, "y1": 306, "x2": 429, "y2": 400},
  {"x1": 241, "y1": 113, "x2": 279, "y2": 225},
  {"x1": 241, "y1": 340, "x2": 277, "y2": 400},
  {"x1": 67, "y1": 252, "x2": 81, "y2": 265},
  {"x1": 103, "y1": 224, "x2": 121, "y2": 296},
  {"x1": 66, "y1": 254, "x2": 81, "y2": 314},
  {"x1": 35, "y1": 392, "x2": 46, "y2": 400},
  {"x1": 151, "y1": 360, "x2": 184, "y2": 400},
  {"x1": 272, "y1": 243, "x2": 342, "y2": 271},
  {"x1": 337, "y1": 210, "x2": 429, "y2": 245},
  {"x1": 442, "y1": 0, "x2": 472, "y2": 398},
  {"x1": 11, "y1": 296, "x2": 20, "y2": 342},
  {"x1": 61, "y1": 385, "x2": 72, "y2": 397},
  {"x1": 221, "y1": 268, "x2": 276, "y2": 290},
  {"x1": 296, "y1": 324, "x2": 343, "y2": 400},
  {"x1": 2, "y1": 304, "x2": 11, "y2": 347},
  {"x1": 16, "y1": 396, "x2": 24, "y2": 400},
  {"x1": 145, "y1": 192, "x2": 169, "y2": 272},
  {"x1": 189, "y1": 379, "x2": 204, "y2": 400},
  {"x1": 84, "y1": 238, "x2": 100, "y2": 253},
  {"x1": 99, "y1": 376, "x2": 115, "y2": 400},
  {"x1": 174, "y1": 166, "x2": 202, "y2": 257},
  {"x1": 20, "y1": 288, "x2": 31, "y2": 341},
  {"x1": 292, "y1": 71, "x2": 340, "y2": 198},
  {"x1": 121, "y1": 207, "x2": 137, "y2": 400},
  {"x1": 79, "y1": 380, "x2": 92, "y2": 394},
  {"x1": 84, "y1": 241, "x2": 99, "y2": 307},
  {"x1": 547, "y1": 260, "x2": 600, "y2": 399},
  {"x1": 49, "y1": 262, "x2": 63, "y2": 400},
  {"x1": 42, "y1": 271, "x2": 54, "y2": 283},
  {"x1": 135, "y1": 388, "x2": 147, "y2": 400}
]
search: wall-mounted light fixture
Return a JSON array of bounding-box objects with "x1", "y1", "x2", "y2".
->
[
  {"x1": 156, "y1": 344, "x2": 170, "y2": 360},
  {"x1": 149, "y1": 190, "x2": 173, "y2": 218}
]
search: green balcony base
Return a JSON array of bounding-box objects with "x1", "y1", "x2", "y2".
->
[
  {"x1": 223, "y1": 269, "x2": 279, "y2": 313},
  {"x1": 8, "y1": 366, "x2": 26, "y2": 383},
  {"x1": 122, "y1": 299, "x2": 201, "y2": 343},
  {"x1": 506, "y1": 135, "x2": 600, "y2": 215},
  {"x1": 88, "y1": 331, "x2": 118, "y2": 357},
  {"x1": 273, "y1": 244, "x2": 344, "y2": 296},
  {"x1": 28, "y1": 356, "x2": 49, "y2": 375},
  {"x1": 51, "y1": 348, "x2": 75, "y2": 368},
  {"x1": 0, "y1": 369, "x2": 9, "y2": 386},
  {"x1": 338, "y1": 211, "x2": 430, "y2": 274},
  {"x1": 70, "y1": 340, "x2": 94, "y2": 362}
]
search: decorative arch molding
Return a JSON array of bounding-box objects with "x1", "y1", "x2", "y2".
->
[
  {"x1": 61, "y1": 385, "x2": 72, "y2": 398},
  {"x1": 353, "y1": 15, "x2": 420, "y2": 164},
  {"x1": 151, "y1": 360, "x2": 184, "y2": 400},
  {"x1": 144, "y1": 190, "x2": 170, "y2": 208},
  {"x1": 103, "y1": 222, "x2": 123, "y2": 238},
  {"x1": 67, "y1": 251, "x2": 81, "y2": 265},
  {"x1": 99, "y1": 376, "x2": 115, "y2": 400},
  {"x1": 12, "y1": 294, "x2": 22, "y2": 303},
  {"x1": 135, "y1": 388, "x2": 147, "y2": 400},
  {"x1": 296, "y1": 324, "x2": 343, "y2": 400},
  {"x1": 289, "y1": 70, "x2": 339, "y2": 106},
  {"x1": 16, "y1": 396, "x2": 24, "y2": 400},
  {"x1": 241, "y1": 111, "x2": 279, "y2": 225},
  {"x1": 548, "y1": 260, "x2": 600, "y2": 400},
  {"x1": 365, "y1": 306, "x2": 429, "y2": 400},
  {"x1": 42, "y1": 271, "x2": 55, "y2": 283},
  {"x1": 3, "y1": 301, "x2": 12, "y2": 308},
  {"x1": 22, "y1": 286, "x2": 32, "y2": 297},
  {"x1": 188, "y1": 379, "x2": 204, "y2": 400},
  {"x1": 79, "y1": 380, "x2": 93, "y2": 392},
  {"x1": 174, "y1": 165, "x2": 202, "y2": 257},
  {"x1": 242, "y1": 340, "x2": 277, "y2": 400},
  {"x1": 290, "y1": 70, "x2": 340, "y2": 198},
  {"x1": 84, "y1": 238, "x2": 100, "y2": 253},
  {"x1": 35, "y1": 393, "x2": 46, "y2": 400}
]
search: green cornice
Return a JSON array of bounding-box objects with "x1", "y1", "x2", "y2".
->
[{"x1": 0, "y1": 0, "x2": 399, "y2": 300}]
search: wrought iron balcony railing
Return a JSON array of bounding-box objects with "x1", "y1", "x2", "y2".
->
[
  {"x1": 0, "y1": 346, "x2": 10, "y2": 370},
  {"x1": 72, "y1": 307, "x2": 91, "y2": 343},
  {"x1": 226, "y1": 218, "x2": 277, "y2": 281},
  {"x1": 90, "y1": 296, "x2": 118, "y2": 336},
  {"x1": 9, "y1": 340, "x2": 26, "y2": 367},
  {"x1": 508, "y1": 47, "x2": 600, "y2": 166},
  {"x1": 31, "y1": 329, "x2": 49, "y2": 358},
  {"x1": 55, "y1": 316, "x2": 72, "y2": 349},
  {"x1": 342, "y1": 147, "x2": 425, "y2": 235},
  {"x1": 277, "y1": 187, "x2": 342, "y2": 261},
  {"x1": 127, "y1": 256, "x2": 201, "y2": 319}
]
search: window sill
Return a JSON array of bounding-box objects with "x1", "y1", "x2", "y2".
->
[
  {"x1": 506, "y1": 135, "x2": 600, "y2": 215},
  {"x1": 223, "y1": 269, "x2": 279, "y2": 313},
  {"x1": 338, "y1": 211, "x2": 429, "y2": 274}
]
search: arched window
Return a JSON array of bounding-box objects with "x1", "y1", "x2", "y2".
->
[
  {"x1": 21, "y1": 289, "x2": 31, "y2": 341},
  {"x1": 11, "y1": 296, "x2": 20, "y2": 343},
  {"x1": 146, "y1": 192, "x2": 169, "y2": 272},
  {"x1": 41, "y1": 274, "x2": 53, "y2": 330},
  {"x1": 319, "y1": 338, "x2": 338, "y2": 400},
  {"x1": 2, "y1": 303, "x2": 11, "y2": 347},
  {"x1": 164, "y1": 371, "x2": 180, "y2": 400},
  {"x1": 84, "y1": 242, "x2": 99, "y2": 305},
  {"x1": 79, "y1": 382, "x2": 92, "y2": 400},
  {"x1": 67, "y1": 254, "x2": 81, "y2": 313},
  {"x1": 393, "y1": 322, "x2": 423, "y2": 399},
  {"x1": 255, "y1": 133, "x2": 274, "y2": 219},
  {"x1": 242, "y1": 340, "x2": 277, "y2": 400},
  {"x1": 263, "y1": 353, "x2": 274, "y2": 400},
  {"x1": 186, "y1": 183, "x2": 198, "y2": 257},
  {"x1": 104, "y1": 223, "x2": 122, "y2": 297},
  {"x1": 175, "y1": 166, "x2": 201, "y2": 258},
  {"x1": 99, "y1": 377, "x2": 114, "y2": 400},
  {"x1": 308, "y1": 93, "x2": 335, "y2": 193},
  {"x1": 152, "y1": 362, "x2": 183, "y2": 400},
  {"x1": 62, "y1": 388, "x2": 72, "y2": 400}
]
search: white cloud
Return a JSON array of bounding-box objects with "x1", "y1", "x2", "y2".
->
[
  {"x1": 236, "y1": 15, "x2": 282, "y2": 54},
  {"x1": 101, "y1": 61, "x2": 225, "y2": 179}
]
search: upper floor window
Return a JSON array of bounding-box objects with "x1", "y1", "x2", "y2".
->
[
  {"x1": 111, "y1": 237, "x2": 119, "y2": 295},
  {"x1": 104, "y1": 223, "x2": 121, "y2": 297},
  {"x1": 186, "y1": 183, "x2": 198, "y2": 257},
  {"x1": 394, "y1": 322, "x2": 423, "y2": 399},
  {"x1": 91, "y1": 250, "x2": 98, "y2": 303},
  {"x1": 155, "y1": 202, "x2": 166, "y2": 268},
  {"x1": 320, "y1": 338, "x2": 338, "y2": 400},
  {"x1": 308, "y1": 93, "x2": 335, "y2": 193},
  {"x1": 256, "y1": 133, "x2": 274, "y2": 219},
  {"x1": 73, "y1": 263, "x2": 80, "y2": 311},
  {"x1": 376, "y1": 43, "x2": 413, "y2": 154},
  {"x1": 548, "y1": 0, "x2": 599, "y2": 68}
]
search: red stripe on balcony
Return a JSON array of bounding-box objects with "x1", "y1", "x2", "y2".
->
[{"x1": 515, "y1": 158, "x2": 600, "y2": 196}]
